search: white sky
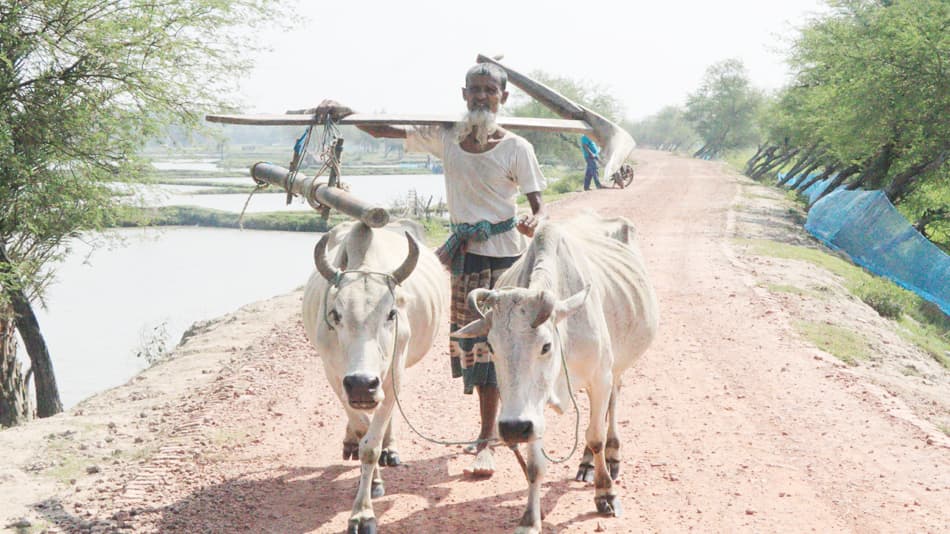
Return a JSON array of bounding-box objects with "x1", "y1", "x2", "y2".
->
[{"x1": 239, "y1": 0, "x2": 827, "y2": 121}]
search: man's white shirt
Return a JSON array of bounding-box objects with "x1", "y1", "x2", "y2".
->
[{"x1": 406, "y1": 125, "x2": 546, "y2": 257}]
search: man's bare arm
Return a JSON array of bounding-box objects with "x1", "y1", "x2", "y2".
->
[
  {"x1": 517, "y1": 191, "x2": 546, "y2": 237},
  {"x1": 356, "y1": 124, "x2": 408, "y2": 139}
]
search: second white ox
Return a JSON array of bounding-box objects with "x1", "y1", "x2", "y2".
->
[
  {"x1": 302, "y1": 220, "x2": 447, "y2": 534},
  {"x1": 455, "y1": 213, "x2": 659, "y2": 533}
]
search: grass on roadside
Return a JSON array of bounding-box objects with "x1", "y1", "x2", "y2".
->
[
  {"x1": 742, "y1": 238, "x2": 950, "y2": 367},
  {"x1": 795, "y1": 319, "x2": 870, "y2": 365}
]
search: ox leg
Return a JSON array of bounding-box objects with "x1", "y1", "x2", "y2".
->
[
  {"x1": 343, "y1": 411, "x2": 370, "y2": 461},
  {"x1": 515, "y1": 439, "x2": 546, "y2": 534},
  {"x1": 378, "y1": 417, "x2": 401, "y2": 467},
  {"x1": 347, "y1": 393, "x2": 396, "y2": 534},
  {"x1": 587, "y1": 376, "x2": 621, "y2": 517},
  {"x1": 606, "y1": 384, "x2": 621, "y2": 480},
  {"x1": 576, "y1": 446, "x2": 595, "y2": 483}
]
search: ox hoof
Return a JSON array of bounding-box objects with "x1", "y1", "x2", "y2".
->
[
  {"x1": 378, "y1": 449, "x2": 401, "y2": 467},
  {"x1": 595, "y1": 494, "x2": 622, "y2": 517},
  {"x1": 371, "y1": 480, "x2": 385, "y2": 499},
  {"x1": 346, "y1": 517, "x2": 377, "y2": 534},
  {"x1": 343, "y1": 442, "x2": 359, "y2": 461},
  {"x1": 575, "y1": 462, "x2": 595, "y2": 483},
  {"x1": 607, "y1": 459, "x2": 621, "y2": 480}
]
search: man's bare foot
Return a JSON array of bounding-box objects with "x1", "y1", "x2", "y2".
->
[
  {"x1": 463, "y1": 447, "x2": 495, "y2": 478},
  {"x1": 463, "y1": 435, "x2": 498, "y2": 455}
]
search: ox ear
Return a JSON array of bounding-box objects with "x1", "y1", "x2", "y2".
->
[
  {"x1": 553, "y1": 285, "x2": 591, "y2": 324},
  {"x1": 452, "y1": 312, "x2": 492, "y2": 339}
]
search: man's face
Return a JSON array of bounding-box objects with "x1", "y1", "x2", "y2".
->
[{"x1": 462, "y1": 74, "x2": 508, "y2": 113}]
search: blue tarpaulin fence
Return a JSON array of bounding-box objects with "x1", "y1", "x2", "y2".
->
[{"x1": 778, "y1": 173, "x2": 950, "y2": 315}]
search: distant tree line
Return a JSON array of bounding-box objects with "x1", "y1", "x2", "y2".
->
[
  {"x1": 628, "y1": 0, "x2": 947, "y2": 249},
  {"x1": 747, "y1": 0, "x2": 948, "y2": 246}
]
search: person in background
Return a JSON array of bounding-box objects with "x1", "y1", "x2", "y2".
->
[{"x1": 581, "y1": 134, "x2": 604, "y2": 190}]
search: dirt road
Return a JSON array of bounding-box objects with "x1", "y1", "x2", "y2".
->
[{"x1": 6, "y1": 149, "x2": 948, "y2": 533}]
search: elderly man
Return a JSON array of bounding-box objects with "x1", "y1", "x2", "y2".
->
[{"x1": 315, "y1": 63, "x2": 546, "y2": 477}]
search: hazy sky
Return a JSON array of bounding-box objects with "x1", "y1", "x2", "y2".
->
[{"x1": 239, "y1": 0, "x2": 827, "y2": 121}]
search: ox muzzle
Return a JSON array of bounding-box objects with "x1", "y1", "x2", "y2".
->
[
  {"x1": 499, "y1": 418, "x2": 536, "y2": 444},
  {"x1": 343, "y1": 373, "x2": 381, "y2": 410}
]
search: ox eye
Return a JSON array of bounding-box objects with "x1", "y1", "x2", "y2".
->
[
  {"x1": 387, "y1": 309, "x2": 397, "y2": 321},
  {"x1": 328, "y1": 309, "x2": 341, "y2": 325},
  {"x1": 541, "y1": 343, "x2": 551, "y2": 355}
]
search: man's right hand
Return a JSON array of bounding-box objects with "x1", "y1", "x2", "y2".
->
[{"x1": 288, "y1": 99, "x2": 354, "y2": 121}]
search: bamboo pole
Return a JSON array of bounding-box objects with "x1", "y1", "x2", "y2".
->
[{"x1": 249, "y1": 162, "x2": 390, "y2": 228}]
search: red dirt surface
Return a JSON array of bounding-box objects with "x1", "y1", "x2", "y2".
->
[{"x1": 4, "y1": 149, "x2": 948, "y2": 533}]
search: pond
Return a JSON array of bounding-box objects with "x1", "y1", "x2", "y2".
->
[{"x1": 23, "y1": 162, "x2": 447, "y2": 408}]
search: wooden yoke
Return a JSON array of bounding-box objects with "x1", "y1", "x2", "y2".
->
[
  {"x1": 475, "y1": 54, "x2": 636, "y2": 181},
  {"x1": 250, "y1": 162, "x2": 389, "y2": 228}
]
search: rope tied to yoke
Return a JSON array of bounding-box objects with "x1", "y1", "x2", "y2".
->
[{"x1": 239, "y1": 110, "x2": 344, "y2": 225}]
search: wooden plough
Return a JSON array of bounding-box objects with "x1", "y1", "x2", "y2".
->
[{"x1": 205, "y1": 55, "x2": 636, "y2": 225}]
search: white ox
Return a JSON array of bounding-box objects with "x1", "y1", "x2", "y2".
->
[
  {"x1": 455, "y1": 213, "x2": 659, "y2": 533},
  {"x1": 302, "y1": 220, "x2": 447, "y2": 534}
]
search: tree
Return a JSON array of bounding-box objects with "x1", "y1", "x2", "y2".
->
[
  {"x1": 685, "y1": 59, "x2": 763, "y2": 159},
  {"x1": 0, "y1": 0, "x2": 284, "y2": 426},
  {"x1": 628, "y1": 106, "x2": 699, "y2": 153}
]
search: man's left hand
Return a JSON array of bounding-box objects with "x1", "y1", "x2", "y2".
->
[{"x1": 517, "y1": 214, "x2": 541, "y2": 237}]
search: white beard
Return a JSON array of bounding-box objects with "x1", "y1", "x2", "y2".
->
[{"x1": 456, "y1": 109, "x2": 499, "y2": 146}]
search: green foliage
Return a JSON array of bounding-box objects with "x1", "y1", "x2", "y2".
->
[
  {"x1": 135, "y1": 321, "x2": 170, "y2": 366},
  {"x1": 118, "y1": 206, "x2": 335, "y2": 232},
  {"x1": 685, "y1": 59, "x2": 764, "y2": 158},
  {"x1": 854, "y1": 281, "x2": 910, "y2": 319},
  {"x1": 0, "y1": 0, "x2": 287, "y2": 304},
  {"x1": 766, "y1": 0, "x2": 950, "y2": 206},
  {"x1": 795, "y1": 319, "x2": 870, "y2": 365},
  {"x1": 628, "y1": 106, "x2": 700, "y2": 152},
  {"x1": 743, "y1": 237, "x2": 950, "y2": 365}
]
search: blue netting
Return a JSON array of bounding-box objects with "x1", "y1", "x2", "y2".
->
[
  {"x1": 777, "y1": 173, "x2": 835, "y2": 204},
  {"x1": 803, "y1": 188, "x2": 950, "y2": 315}
]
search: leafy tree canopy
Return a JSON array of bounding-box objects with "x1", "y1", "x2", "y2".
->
[
  {"x1": 0, "y1": 0, "x2": 285, "y2": 302},
  {"x1": 685, "y1": 59, "x2": 764, "y2": 158}
]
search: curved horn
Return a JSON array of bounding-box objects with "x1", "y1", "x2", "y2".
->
[
  {"x1": 467, "y1": 288, "x2": 495, "y2": 319},
  {"x1": 530, "y1": 290, "x2": 557, "y2": 328},
  {"x1": 313, "y1": 233, "x2": 341, "y2": 282},
  {"x1": 390, "y1": 232, "x2": 420, "y2": 285}
]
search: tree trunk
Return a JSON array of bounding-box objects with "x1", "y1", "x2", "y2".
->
[
  {"x1": 748, "y1": 146, "x2": 779, "y2": 180},
  {"x1": 744, "y1": 144, "x2": 768, "y2": 176},
  {"x1": 751, "y1": 147, "x2": 800, "y2": 181},
  {"x1": 885, "y1": 151, "x2": 949, "y2": 204},
  {"x1": 809, "y1": 164, "x2": 861, "y2": 207},
  {"x1": 0, "y1": 313, "x2": 32, "y2": 427},
  {"x1": 846, "y1": 144, "x2": 895, "y2": 191},
  {"x1": 0, "y1": 245, "x2": 62, "y2": 418},
  {"x1": 780, "y1": 144, "x2": 821, "y2": 186},
  {"x1": 794, "y1": 163, "x2": 839, "y2": 193},
  {"x1": 913, "y1": 207, "x2": 948, "y2": 238},
  {"x1": 790, "y1": 158, "x2": 828, "y2": 190}
]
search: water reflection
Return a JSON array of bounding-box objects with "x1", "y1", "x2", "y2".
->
[{"x1": 32, "y1": 227, "x2": 318, "y2": 408}]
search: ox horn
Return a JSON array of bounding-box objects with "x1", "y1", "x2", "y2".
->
[
  {"x1": 467, "y1": 288, "x2": 495, "y2": 319},
  {"x1": 313, "y1": 233, "x2": 341, "y2": 283},
  {"x1": 530, "y1": 290, "x2": 557, "y2": 328},
  {"x1": 389, "y1": 232, "x2": 420, "y2": 285}
]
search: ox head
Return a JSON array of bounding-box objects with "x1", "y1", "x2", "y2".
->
[
  {"x1": 455, "y1": 285, "x2": 590, "y2": 443},
  {"x1": 313, "y1": 230, "x2": 419, "y2": 410}
]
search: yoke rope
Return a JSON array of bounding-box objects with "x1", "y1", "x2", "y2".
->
[{"x1": 322, "y1": 269, "x2": 583, "y2": 469}]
